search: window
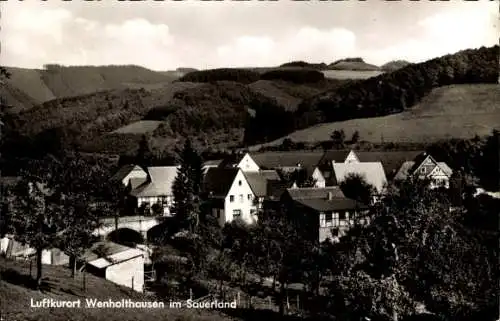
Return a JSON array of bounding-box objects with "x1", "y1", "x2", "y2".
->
[
  {"x1": 247, "y1": 194, "x2": 252, "y2": 201},
  {"x1": 333, "y1": 213, "x2": 340, "y2": 227},
  {"x1": 238, "y1": 180, "x2": 242, "y2": 186},
  {"x1": 420, "y1": 167, "x2": 427, "y2": 174},
  {"x1": 230, "y1": 195, "x2": 234, "y2": 202},
  {"x1": 239, "y1": 194, "x2": 244, "y2": 203},
  {"x1": 339, "y1": 212, "x2": 346, "y2": 220},
  {"x1": 325, "y1": 212, "x2": 332, "y2": 223},
  {"x1": 233, "y1": 209, "x2": 242, "y2": 218}
]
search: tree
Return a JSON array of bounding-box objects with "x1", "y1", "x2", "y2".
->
[
  {"x1": 327, "y1": 178, "x2": 497, "y2": 320},
  {"x1": 6, "y1": 178, "x2": 64, "y2": 288},
  {"x1": 172, "y1": 139, "x2": 204, "y2": 233},
  {"x1": 351, "y1": 130, "x2": 360, "y2": 144},
  {"x1": 340, "y1": 173, "x2": 375, "y2": 205},
  {"x1": 330, "y1": 129, "x2": 346, "y2": 149},
  {"x1": 136, "y1": 135, "x2": 155, "y2": 168}
]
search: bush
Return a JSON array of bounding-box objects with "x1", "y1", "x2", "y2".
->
[
  {"x1": 178, "y1": 68, "x2": 261, "y2": 84},
  {"x1": 260, "y1": 68, "x2": 325, "y2": 84}
]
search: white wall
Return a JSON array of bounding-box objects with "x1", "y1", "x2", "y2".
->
[
  {"x1": 312, "y1": 168, "x2": 326, "y2": 188},
  {"x1": 106, "y1": 256, "x2": 144, "y2": 292},
  {"x1": 345, "y1": 151, "x2": 359, "y2": 163},
  {"x1": 237, "y1": 154, "x2": 260, "y2": 172},
  {"x1": 122, "y1": 168, "x2": 148, "y2": 186},
  {"x1": 223, "y1": 170, "x2": 258, "y2": 225}
]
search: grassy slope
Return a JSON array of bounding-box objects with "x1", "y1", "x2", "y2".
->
[
  {"x1": 0, "y1": 258, "x2": 235, "y2": 321},
  {"x1": 2, "y1": 65, "x2": 179, "y2": 112},
  {"x1": 262, "y1": 84, "x2": 500, "y2": 145}
]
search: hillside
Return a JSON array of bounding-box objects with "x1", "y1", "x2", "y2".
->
[
  {"x1": 1, "y1": 65, "x2": 179, "y2": 112},
  {"x1": 328, "y1": 58, "x2": 380, "y2": 71},
  {"x1": 381, "y1": 60, "x2": 412, "y2": 72},
  {"x1": 0, "y1": 258, "x2": 236, "y2": 321},
  {"x1": 248, "y1": 79, "x2": 348, "y2": 111},
  {"x1": 293, "y1": 46, "x2": 499, "y2": 131},
  {"x1": 262, "y1": 84, "x2": 500, "y2": 145}
]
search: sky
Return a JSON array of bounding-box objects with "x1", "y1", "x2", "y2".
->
[{"x1": 1, "y1": 0, "x2": 498, "y2": 71}]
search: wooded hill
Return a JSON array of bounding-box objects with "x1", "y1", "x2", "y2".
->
[{"x1": 2, "y1": 45, "x2": 498, "y2": 156}]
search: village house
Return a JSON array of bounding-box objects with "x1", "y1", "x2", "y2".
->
[
  {"x1": 82, "y1": 241, "x2": 145, "y2": 292},
  {"x1": 112, "y1": 164, "x2": 149, "y2": 189},
  {"x1": 221, "y1": 151, "x2": 325, "y2": 188},
  {"x1": 281, "y1": 187, "x2": 370, "y2": 243},
  {"x1": 394, "y1": 153, "x2": 453, "y2": 188},
  {"x1": 332, "y1": 161, "x2": 388, "y2": 196},
  {"x1": 129, "y1": 166, "x2": 180, "y2": 216},
  {"x1": 203, "y1": 167, "x2": 281, "y2": 226}
]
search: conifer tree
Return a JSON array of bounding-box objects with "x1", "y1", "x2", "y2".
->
[{"x1": 172, "y1": 139, "x2": 204, "y2": 233}]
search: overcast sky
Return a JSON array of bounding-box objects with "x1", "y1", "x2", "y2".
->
[{"x1": 1, "y1": 1, "x2": 498, "y2": 71}]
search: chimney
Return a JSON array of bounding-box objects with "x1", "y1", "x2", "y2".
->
[{"x1": 327, "y1": 191, "x2": 333, "y2": 200}]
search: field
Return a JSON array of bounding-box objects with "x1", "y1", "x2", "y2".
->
[
  {"x1": 321, "y1": 70, "x2": 384, "y2": 80},
  {"x1": 0, "y1": 257, "x2": 236, "y2": 321},
  {"x1": 262, "y1": 84, "x2": 500, "y2": 146},
  {"x1": 112, "y1": 121, "x2": 164, "y2": 134}
]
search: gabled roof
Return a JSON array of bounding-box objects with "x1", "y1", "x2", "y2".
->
[
  {"x1": 393, "y1": 161, "x2": 415, "y2": 181},
  {"x1": 249, "y1": 151, "x2": 324, "y2": 171},
  {"x1": 394, "y1": 160, "x2": 453, "y2": 181},
  {"x1": 203, "y1": 167, "x2": 240, "y2": 197},
  {"x1": 332, "y1": 162, "x2": 387, "y2": 193},
  {"x1": 83, "y1": 241, "x2": 144, "y2": 269},
  {"x1": 355, "y1": 151, "x2": 425, "y2": 179},
  {"x1": 243, "y1": 170, "x2": 281, "y2": 197},
  {"x1": 128, "y1": 177, "x2": 148, "y2": 190},
  {"x1": 295, "y1": 198, "x2": 368, "y2": 211},
  {"x1": 112, "y1": 164, "x2": 146, "y2": 182},
  {"x1": 130, "y1": 166, "x2": 179, "y2": 197},
  {"x1": 286, "y1": 186, "x2": 368, "y2": 211},
  {"x1": 437, "y1": 162, "x2": 453, "y2": 176},
  {"x1": 287, "y1": 186, "x2": 346, "y2": 200}
]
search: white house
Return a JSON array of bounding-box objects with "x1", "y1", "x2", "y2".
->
[
  {"x1": 332, "y1": 161, "x2": 388, "y2": 195},
  {"x1": 83, "y1": 241, "x2": 145, "y2": 292},
  {"x1": 204, "y1": 168, "x2": 260, "y2": 226},
  {"x1": 129, "y1": 166, "x2": 179, "y2": 216},
  {"x1": 394, "y1": 153, "x2": 453, "y2": 189},
  {"x1": 204, "y1": 167, "x2": 281, "y2": 226}
]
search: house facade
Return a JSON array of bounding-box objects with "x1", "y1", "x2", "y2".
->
[
  {"x1": 83, "y1": 241, "x2": 145, "y2": 292},
  {"x1": 129, "y1": 166, "x2": 179, "y2": 216},
  {"x1": 204, "y1": 166, "x2": 282, "y2": 226},
  {"x1": 205, "y1": 168, "x2": 259, "y2": 226},
  {"x1": 394, "y1": 153, "x2": 453, "y2": 188},
  {"x1": 282, "y1": 187, "x2": 370, "y2": 243}
]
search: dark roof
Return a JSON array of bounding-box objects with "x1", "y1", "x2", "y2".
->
[
  {"x1": 203, "y1": 167, "x2": 240, "y2": 197},
  {"x1": 244, "y1": 172, "x2": 268, "y2": 197},
  {"x1": 355, "y1": 151, "x2": 425, "y2": 179},
  {"x1": 266, "y1": 180, "x2": 290, "y2": 200},
  {"x1": 250, "y1": 151, "x2": 324, "y2": 171},
  {"x1": 243, "y1": 170, "x2": 281, "y2": 197},
  {"x1": 218, "y1": 154, "x2": 245, "y2": 169},
  {"x1": 296, "y1": 198, "x2": 368, "y2": 211},
  {"x1": 286, "y1": 186, "x2": 346, "y2": 200},
  {"x1": 112, "y1": 164, "x2": 145, "y2": 182},
  {"x1": 318, "y1": 150, "x2": 351, "y2": 164}
]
